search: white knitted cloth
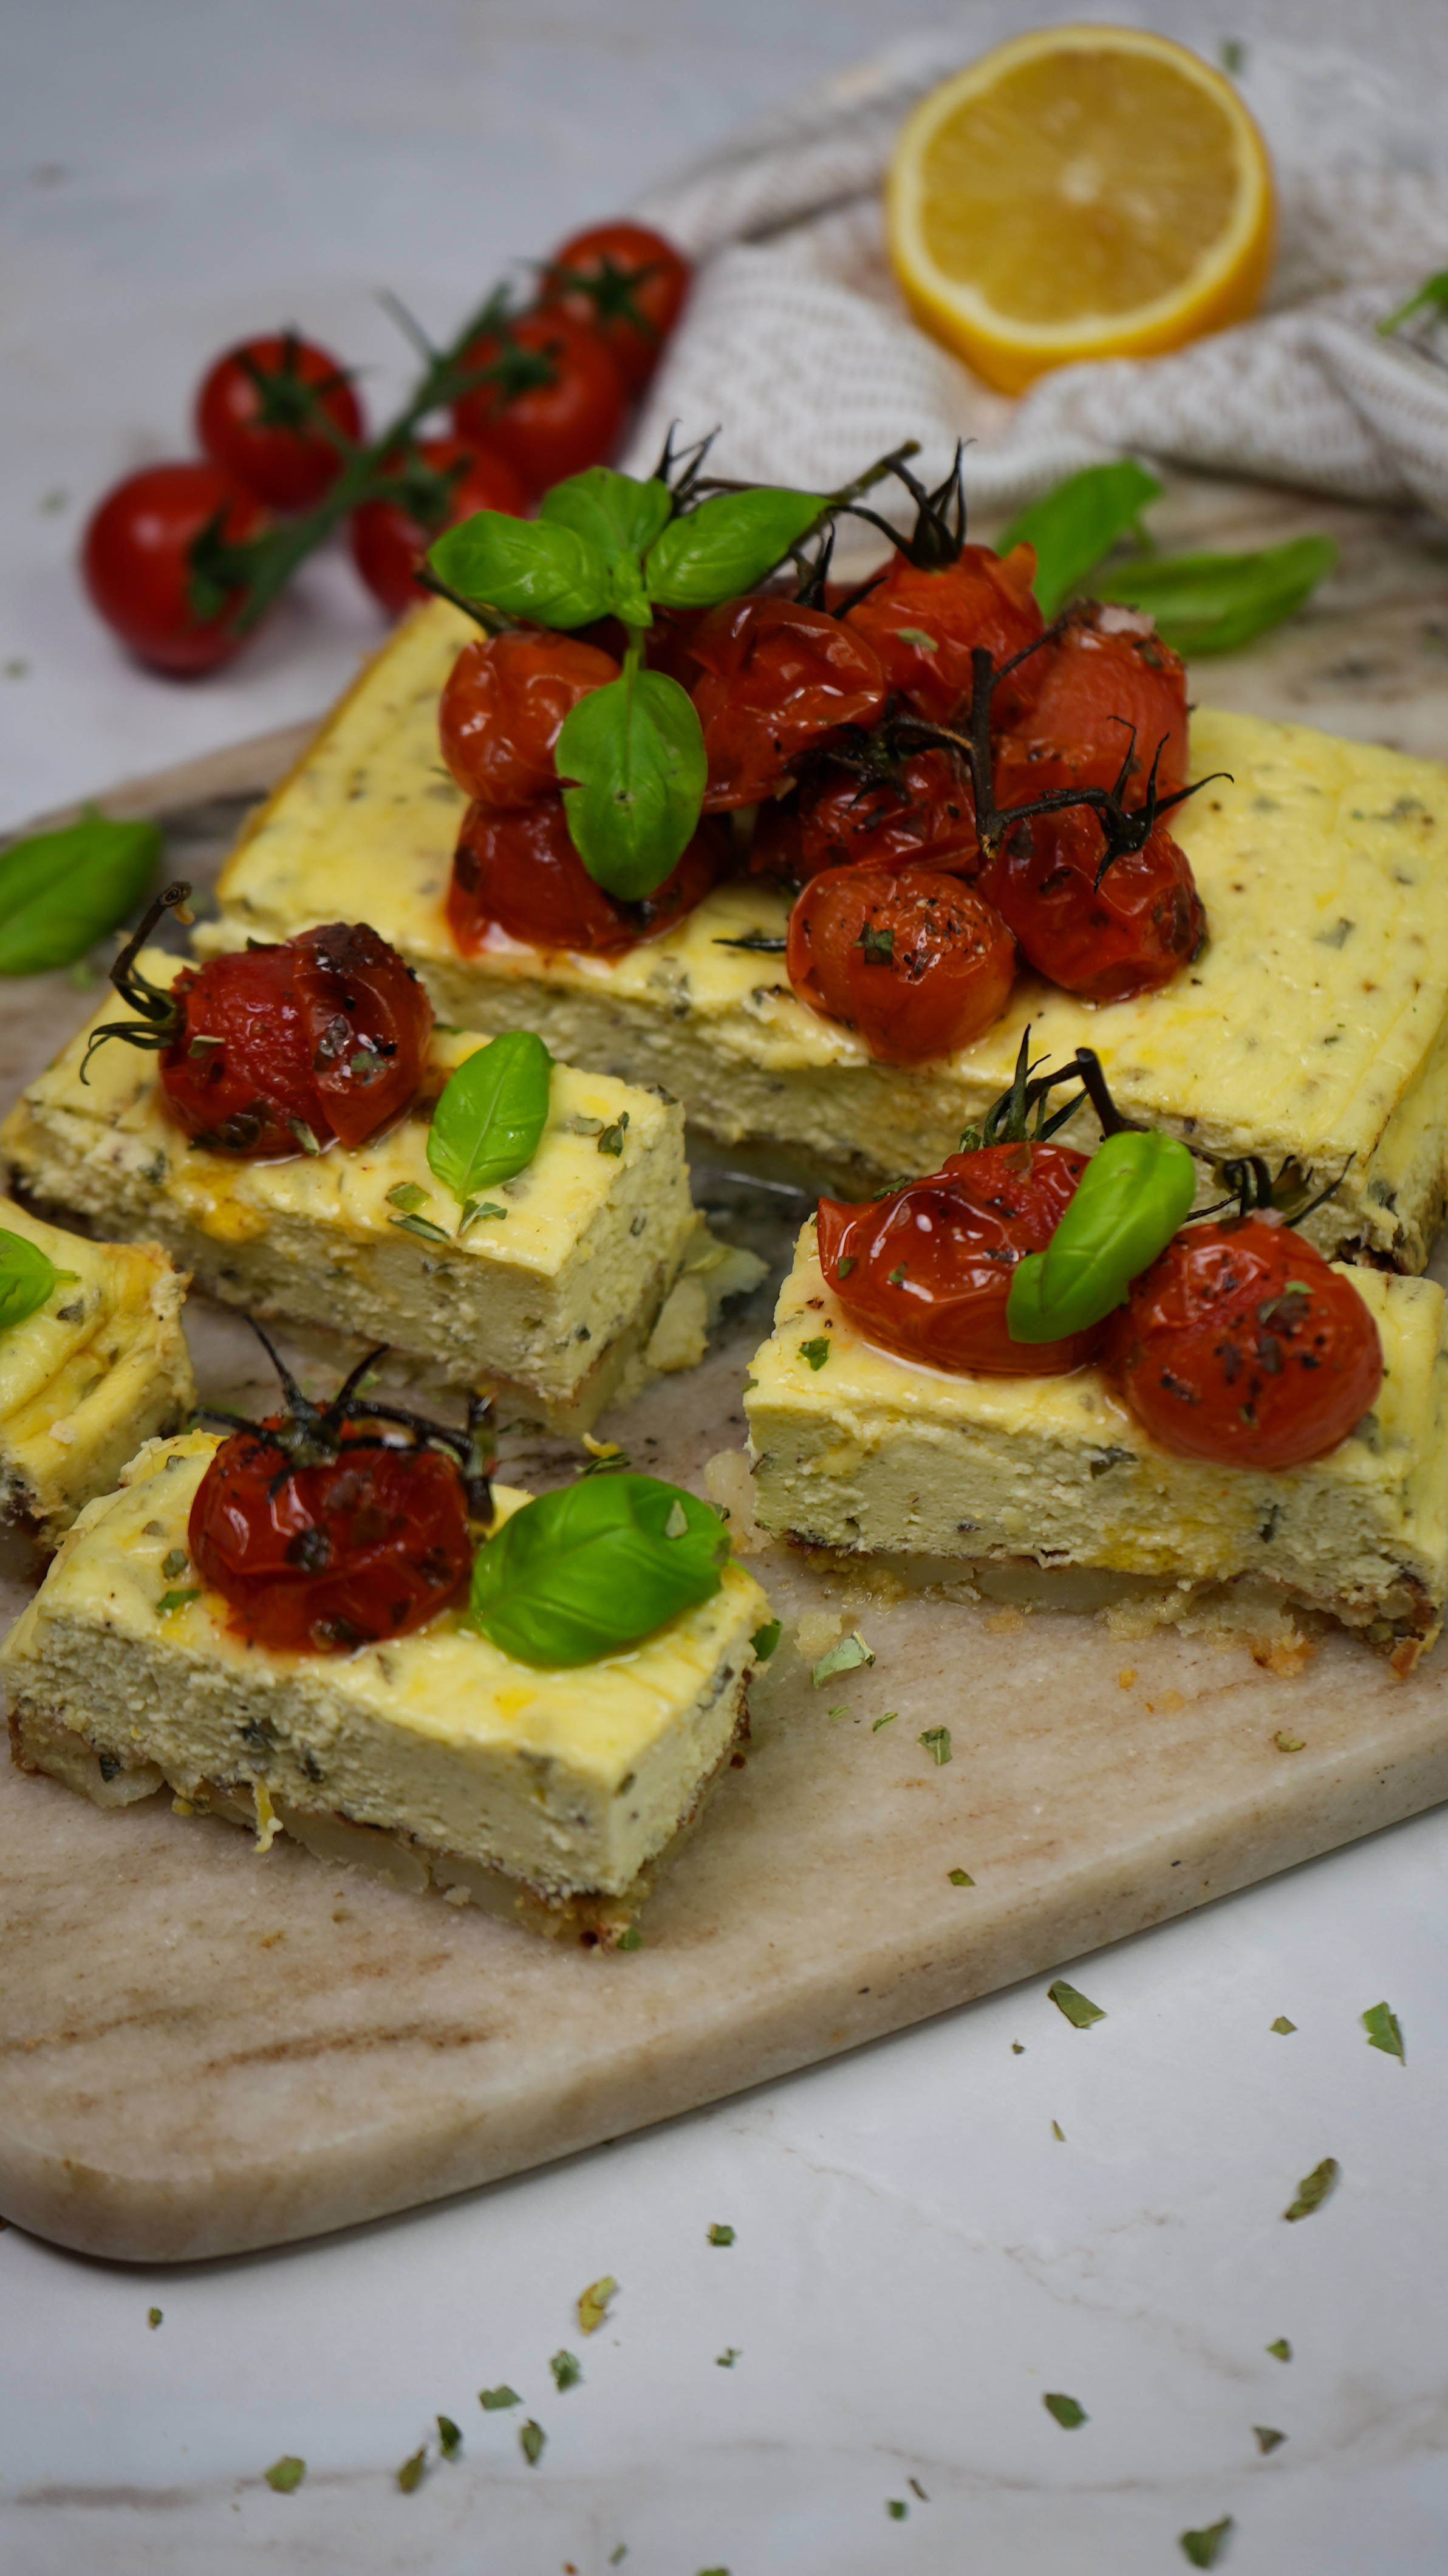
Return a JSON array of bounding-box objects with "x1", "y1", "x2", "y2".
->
[{"x1": 624, "y1": 21, "x2": 1448, "y2": 522}]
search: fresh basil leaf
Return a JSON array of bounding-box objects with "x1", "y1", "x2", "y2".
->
[
  {"x1": 541, "y1": 469, "x2": 671, "y2": 622},
  {"x1": 1378, "y1": 269, "x2": 1448, "y2": 336},
  {"x1": 0, "y1": 1228, "x2": 78, "y2": 1331},
  {"x1": 428, "y1": 512, "x2": 613, "y2": 629},
  {"x1": 1283, "y1": 2155, "x2": 1339, "y2": 2221},
  {"x1": 1048, "y1": 1978, "x2": 1105, "y2": 2029},
  {"x1": 0, "y1": 809, "x2": 160, "y2": 976},
  {"x1": 644, "y1": 487, "x2": 827, "y2": 609},
  {"x1": 557, "y1": 666, "x2": 706, "y2": 899},
  {"x1": 997, "y1": 461, "x2": 1163, "y2": 620},
  {"x1": 426, "y1": 1030, "x2": 552, "y2": 1210},
  {"x1": 1008, "y1": 1129, "x2": 1198, "y2": 1344},
  {"x1": 1362, "y1": 2000, "x2": 1405, "y2": 2064},
  {"x1": 1179, "y1": 2518, "x2": 1233, "y2": 2567},
  {"x1": 1043, "y1": 2393, "x2": 1087, "y2": 2429},
  {"x1": 1095, "y1": 536, "x2": 1339, "y2": 656},
  {"x1": 465, "y1": 1476, "x2": 727, "y2": 1666}
]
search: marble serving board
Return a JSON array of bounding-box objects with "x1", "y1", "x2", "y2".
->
[{"x1": 4, "y1": 473, "x2": 1448, "y2": 2268}]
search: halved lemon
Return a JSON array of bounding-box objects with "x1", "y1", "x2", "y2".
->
[{"x1": 886, "y1": 26, "x2": 1274, "y2": 394}]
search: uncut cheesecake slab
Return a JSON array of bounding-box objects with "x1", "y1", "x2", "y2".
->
[
  {"x1": 1, "y1": 953, "x2": 702, "y2": 1433},
  {"x1": 209, "y1": 599, "x2": 1448, "y2": 1267},
  {"x1": 2, "y1": 1432, "x2": 771, "y2": 1942},
  {"x1": 0, "y1": 1197, "x2": 193, "y2": 1546},
  {"x1": 744, "y1": 1222, "x2": 1448, "y2": 1673}
]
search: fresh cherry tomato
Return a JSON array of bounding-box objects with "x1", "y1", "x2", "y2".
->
[
  {"x1": 196, "y1": 333, "x2": 362, "y2": 511},
  {"x1": 191, "y1": 1424, "x2": 471, "y2": 1653},
  {"x1": 1104, "y1": 1217, "x2": 1382, "y2": 1470},
  {"x1": 349, "y1": 436, "x2": 528, "y2": 619},
  {"x1": 453, "y1": 309, "x2": 624, "y2": 496},
  {"x1": 690, "y1": 600, "x2": 888, "y2": 810},
  {"x1": 538, "y1": 221, "x2": 691, "y2": 392},
  {"x1": 787, "y1": 865, "x2": 1015, "y2": 1063},
  {"x1": 753, "y1": 746, "x2": 979, "y2": 887},
  {"x1": 845, "y1": 543, "x2": 1043, "y2": 726},
  {"x1": 439, "y1": 629, "x2": 619, "y2": 806},
  {"x1": 81, "y1": 462, "x2": 268, "y2": 676},
  {"x1": 817, "y1": 1141, "x2": 1100, "y2": 1375},
  {"x1": 980, "y1": 806, "x2": 1205, "y2": 1002},
  {"x1": 995, "y1": 605, "x2": 1189, "y2": 798},
  {"x1": 448, "y1": 796, "x2": 725, "y2": 957},
  {"x1": 160, "y1": 922, "x2": 433, "y2": 1157}
]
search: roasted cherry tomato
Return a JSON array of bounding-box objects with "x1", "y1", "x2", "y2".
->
[
  {"x1": 980, "y1": 806, "x2": 1205, "y2": 1002},
  {"x1": 690, "y1": 600, "x2": 888, "y2": 810},
  {"x1": 160, "y1": 922, "x2": 433, "y2": 1157},
  {"x1": 1105, "y1": 1217, "x2": 1383, "y2": 1470},
  {"x1": 787, "y1": 865, "x2": 1014, "y2": 1063},
  {"x1": 453, "y1": 309, "x2": 624, "y2": 496},
  {"x1": 448, "y1": 796, "x2": 725, "y2": 957},
  {"x1": 350, "y1": 436, "x2": 528, "y2": 619},
  {"x1": 191, "y1": 1425, "x2": 471, "y2": 1653},
  {"x1": 538, "y1": 220, "x2": 691, "y2": 392},
  {"x1": 753, "y1": 746, "x2": 979, "y2": 887},
  {"x1": 845, "y1": 543, "x2": 1043, "y2": 726},
  {"x1": 818, "y1": 1140, "x2": 1099, "y2": 1375},
  {"x1": 995, "y1": 605, "x2": 1189, "y2": 799},
  {"x1": 439, "y1": 629, "x2": 619, "y2": 806},
  {"x1": 196, "y1": 332, "x2": 363, "y2": 510},
  {"x1": 81, "y1": 462, "x2": 268, "y2": 676}
]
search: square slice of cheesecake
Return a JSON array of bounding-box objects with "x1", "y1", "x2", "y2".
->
[
  {"x1": 0, "y1": 1196, "x2": 194, "y2": 1546},
  {"x1": 744, "y1": 1222, "x2": 1448, "y2": 1673},
  {"x1": 2, "y1": 1431, "x2": 771, "y2": 1941},
  {"x1": 1, "y1": 955, "x2": 701, "y2": 1433},
  {"x1": 208, "y1": 598, "x2": 1448, "y2": 1267}
]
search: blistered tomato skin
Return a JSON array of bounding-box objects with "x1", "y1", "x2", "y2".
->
[
  {"x1": 995, "y1": 606, "x2": 1190, "y2": 798},
  {"x1": 690, "y1": 600, "x2": 888, "y2": 809},
  {"x1": 818, "y1": 1142, "x2": 1100, "y2": 1375},
  {"x1": 753, "y1": 747, "x2": 980, "y2": 887},
  {"x1": 1105, "y1": 1218, "x2": 1384, "y2": 1471},
  {"x1": 159, "y1": 923, "x2": 433, "y2": 1157},
  {"x1": 190, "y1": 1428, "x2": 472, "y2": 1653},
  {"x1": 980, "y1": 807, "x2": 1206, "y2": 1002},
  {"x1": 844, "y1": 543, "x2": 1044, "y2": 725},
  {"x1": 787, "y1": 865, "x2": 1015, "y2": 1064},
  {"x1": 448, "y1": 796, "x2": 725, "y2": 957},
  {"x1": 439, "y1": 632, "x2": 620, "y2": 807}
]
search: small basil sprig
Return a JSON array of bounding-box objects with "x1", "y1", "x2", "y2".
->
[
  {"x1": 998, "y1": 461, "x2": 1163, "y2": 622},
  {"x1": 0, "y1": 809, "x2": 160, "y2": 976},
  {"x1": 0, "y1": 1228, "x2": 80, "y2": 1331},
  {"x1": 1095, "y1": 538, "x2": 1340, "y2": 657},
  {"x1": 426, "y1": 1030, "x2": 552, "y2": 1228},
  {"x1": 465, "y1": 1474, "x2": 730, "y2": 1667},
  {"x1": 1006, "y1": 1129, "x2": 1197, "y2": 1343}
]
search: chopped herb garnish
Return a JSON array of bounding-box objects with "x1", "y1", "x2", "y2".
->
[
  {"x1": 386, "y1": 1180, "x2": 430, "y2": 1213},
  {"x1": 1011, "y1": 2042, "x2": 1025, "y2": 2055},
  {"x1": 887, "y1": 2498, "x2": 908, "y2": 2520},
  {"x1": 1253, "y1": 2425, "x2": 1286, "y2": 2454},
  {"x1": 887, "y1": 1262, "x2": 907, "y2": 1286},
  {"x1": 836, "y1": 1255, "x2": 856, "y2": 1278},
  {"x1": 909, "y1": 2478, "x2": 928, "y2": 2501},
  {"x1": 479, "y1": 2385, "x2": 520, "y2": 2411},
  {"x1": 1179, "y1": 2517, "x2": 1233, "y2": 2567},
  {"x1": 155, "y1": 1588, "x2": 201, "y2": 1616},
  {"x1": 148, "y1": 2306, "x2": 163, "y2": 2328},
  {"x1": 1043, "y1": 2392, "x2": 1087, "y2": 2429},
  {"x1": 715, "y1": 2348, "x2": 741, "y2": 2368},
  {"x1": 664, "y1": 1498, "x2": 689, "y2": 1538},
  {"x1": 289, "y1": 1118, "x2": 321, "y2": 1156},
  {"x1": 397, "y1": 2446, "x2": 426, "y2": 2492},
  {"x1": 797, "y1": 1335, "x2": 831, "y2": 1370},
  {"x1": 919, "y1": 1725, "x2": 952, "y2": 1764},
  {"x1": 562, "y1": 1113, "x2": 606, "y2": 1136},
  {"x1": 1048, "y1": 1979, "x2": 1105, "y2": 2029},
  {"x1": 264, "y1": 2456, "x2": 306, "y2": 2493},
  {"x1": 1273, "y1": 1729, "x2": 1305, "y2": 1752},
  {"x1": 161, "y1": 1547, "x2": 188, "y2": 1578},
  {"x1": 750, "y1": 1618, "x2": 781, "y2": 1660},
  {"x1": 596, "y1": 1117, "x2": 629, "y2": 1156},
  {"x1": 811, "y1": 1631, "x2": 873, "y2": 1685},
  {"x1": 1362, "y1": 2000, "x2": 1405, "y2": 2064},
  {"x1": 873, "y1": 1710, "x2": 896, "y2": 1732},
  {"x1": 519, "y1": 2419, "x2": 545, "y2": 2467},
  {"x1": 1052, "y1": 2120, "x2": 1065, "y2": 2141},
  {"x1": 550, "y1": 2349, "x2": 582, "y2": 2392},
  {"x1": 708, "y1": 2223, "x2": 736, "y2": 2246},
  {"x1": 1271, "y1": 2016, "x2": 1297, "y2": 2035},
  {"x1": 457, "y1": 1197, "x2": 508, "y2": 1231},
  {"x1": 1283, "y1": 2156, "x2": 1339, "y2": 2221},
  {"x1": 437, "y1": 2414, "x2": 462, "y2": 2458},
  {"x1": 1265, "y1": 2338, "x2": 1291, "y2": 2362},
  {"x1": 948, "y1": 1868, "x2": 974, "y2": 1886},
  {"x1": 610, "y1": 2550, "x2": 628, "y2": 2567},
  {"x1": 388, "y1": 1210, "x2": 452, "y2": 1245},
  {"x1": 578, "y1": 2275, "x2": 618, "y2": 2335},
  {"x1": 616, "y1": 1927, "x2": 643, "y2": 1951},
  {"x1": 827, "y1": 1703, "x2": 850, "y2": 1721}
]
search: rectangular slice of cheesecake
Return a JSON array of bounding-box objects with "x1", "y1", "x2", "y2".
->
[
  {"x1": 2, "y1": 1431, "x2": 771, "y2": 1942},
  {"x1": 744, "y1": 1221, "x2": 1448, "y2": 1673},
  {"x1": 0, "y1": 1196, "x2": 193, "y2": 1546},
  {"x1": 208, "y1": 599, "x2": 1448, "y2": 1267},
  {"x1": 1, "y1": 956, "x2": 702, "y2": 1433}
]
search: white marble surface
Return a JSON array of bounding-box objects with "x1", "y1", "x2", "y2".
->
[{"x1": 6, "y1": 1, "x2": 1448, "y2": 2568}]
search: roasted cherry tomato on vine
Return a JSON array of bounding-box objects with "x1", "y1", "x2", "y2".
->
[
  {"x1": 448, "y1": 796, "x2": 725, "y2": 957},
  {"x1": 191, "y1": 1424, "x2": 472, "y2": 1653},
  {"x1": 787, "y1": 865, "x2": 1014, "y2": 1064},
  {"x1": 691, "y1": 600, "x2": 887, "y2": 810},
  {"x1": 817, "y1": 1141, "x2": 1100, "y2": 1375},
  {"x1": 82, "y1": 462, "x2": 268, "y2": 676},
  {"x1": 439, "y1": 629, "x2": 619, "y2": 807},
  {"x1": 453, "y1": 309, "x2": 624, "y2": 496},
  {"x1": 845, "y1": 543, "x2": 1043, "y2": 726},
  {"x1": 160, "y1": 922, "x2": 433, "y2": 1157},
  {"x1": 538, "y1": 220, "x2": 691, "y2": 393},
  {"x1": 981, "y1": 806, "x2": 1205, "y2": 1002},
  {"x1": 195, "y1": 332, "x2": 363, "y2": 510},
  {"x1": 753, "y1": 747, "x2": 979, "y2": 887},
  {"x1": 1104, "y1": 1217, "x2": 1383, "y2": 1470},
  {"x1": 995, "y1": 605, "x2": 1189, "y2": 798},
  {"x1": 350, "y1": 436, "x2": 528, "y2": 619}
]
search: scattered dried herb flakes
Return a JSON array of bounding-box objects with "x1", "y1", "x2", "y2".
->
[
  {"x1": 1283, "y1": 2157, "x2": 1339, "y2": 2221},
  {"x1": 909, "y1": 2477, "x2": 929, "y2": 2501},
  {"x1": 1265, "y1": 2338, "x2": 1291, "y2": 2363},
  {"x1": 1362, "y1": 2000, "x2": 1405, "y2": 2064},
  {"x1": 708, "y1": 2222, "x2": 736, "y2": 2246},
  {"x1": 1273, "y1": 1729, "x2": 1305, "y2": 1753},
  {"x1": 550, "y1": 2349, "x2": 582, "y2": 2391},
  {"x1": 1048, "y1": 1978, "x2": 1105, "y2": 2029},
  {"x1": 437, "y1": 2414, "x2": 462, "y2": 2458},
  {"x1": 479, "y1": 2384, "x2": 521, "y2": 2410},
  {"x1": 1270, "y1": 2016, "x2": 1296, "y2": 2034},
  {"x1": 1179, "y1": 2516, "x2": 1234, "y2": 2566},
  {"x1": 616, "y1": 1927, "x2": 643, "y2": 1951},
  {"x1": 1011, "y1": 2041, "x2": 1025, "y2": 2055},
  {"x1": 716, "y1": 2347, "x2": 741, "y2": 2368},
  {"x1": 578, "y1": 2275, "x2": 618, "y2": 2335},
  {"x1": 797, "y1": 1335, "x2": 831, "y2": 1370},
  {"x1": 887, "y1": 2499, "x2": 909, "y2": 2520},
  {"x1": 872, "y1": 1711, "x2": 896, "y2": 1733},
  {"x1": 919, "y1": 1725, "x2": 952, "y2": 1765},
  {"x1": 147, "y1": 2306, "x2": 162, "y2": 2328},
  {"x1": 264, "y1": 2456, "x2": 306, "y2": 2493},
  {"x1": 750, "y1": 1617, "x2": 781, "y2": 1661},
  {"x1": 948, "y1": 1867, "x2": 974, "y2": 1886},
  {"x1": 827, "y1": 1703, "x2": 850, "y2": 1721},
  {"x1": 1043, "y1": 2392, "x2": 1087, "y2": 2429},
  {"x1": 1253, "y1": 2425, "x2": 1286, "y2": 2454},
  {"x1": 610, "y1": 2551, "x2": 628, "y2": 2568},
  {"x1": 397, "y1": 2446, "x2": 427, "y2": 2493},
  {"x1": 1051, "y1": 2120, "x2": 1066, "y2": 2142},
  {"x1": 519, "y1": 2418, "x2": 546, "y2": 2467},
  {"x1": 811, "y1": 1631, "x2": 873, "y2": 1685}
]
